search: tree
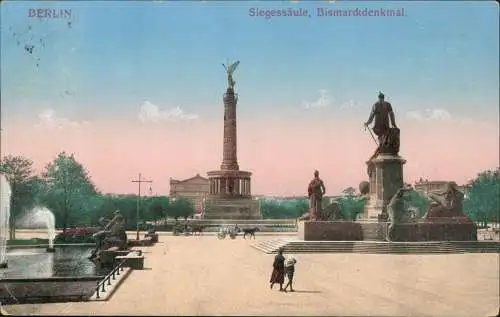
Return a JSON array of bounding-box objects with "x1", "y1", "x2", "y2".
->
[
  {"x1": 464, "y1": 168, "x2": 500, "y2": 226},
  {"x1": 260, "y1": 199, "x2": 308, "y2": 219},
  {"x1": 0, "y1": 155, "x2": 41, "y2": 239},
  {"x1": 342, "y1": 187, "x2": 357, "y2": 197},
  {"x1": 77, "y1": 194, "x2": 108, "y2": 226},
  {"x1": 147, "y1": 197, "x2": 169, "y2": 222},
  {"x1": 104, "y1": 195, "x2": 139, "y2": 230},
  {"x1": 337, "y1": 196, "x2": 366, "y2": 220},
  {"x1": 167, "y1": 198, "x2": 194, "y2": 220},
  {"x1": 40, "y1": 152, "x2": 98, "y2": 232}
]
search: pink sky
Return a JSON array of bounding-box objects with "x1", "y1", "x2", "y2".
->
[{"x1": 2, "y1": 110, "x2": 498, "y2": 196}]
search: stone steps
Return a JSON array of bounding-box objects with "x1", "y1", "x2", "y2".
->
[
  {"x1": 251, "y1": 239, "x2": 500, "y2": 254},
  {"x1": 251, "y1": 239, "x2": 293, "y2": 254}
]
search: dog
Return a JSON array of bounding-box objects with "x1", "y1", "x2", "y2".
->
[{"x1": 242, "y1": 227, "x2": 260, "y2": 239}]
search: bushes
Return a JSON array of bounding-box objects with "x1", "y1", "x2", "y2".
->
[
  {"x1": 337, "y1": 196, "x2": 367, "y2": 220},
  {"x1": 406, "y1": 191, "x2": 429, "y2": 218},
  {"x1": 464, "y1": 169, "x2": 500, "y2": 226},
  {"x1": 260, "y1": 199, "x2": 309, "y2": 219},
  {"x1": 54, "y1": 227, "x2": 99, "y2": 244}
]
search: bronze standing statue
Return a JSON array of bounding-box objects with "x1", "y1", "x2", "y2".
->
[
  {"x1": 364, "y1": 92, "x2": 398, "y2": 144},
  {"x1": 365, "y1": 92, "x2": 401, "y2": 177},
  {"x1": 307, "y1": 170, "x2": 326, "y2": 220}
]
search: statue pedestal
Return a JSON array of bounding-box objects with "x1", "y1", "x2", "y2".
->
[
  {"x1": 298, "y1": 221, "x2": 364, "y2": 241},
  {"x1": 391, "y1": 216, "x2": 477, "y2": 241},
  {"x1": 363, "y1": 154, "x2": 406, "y2": 220}
]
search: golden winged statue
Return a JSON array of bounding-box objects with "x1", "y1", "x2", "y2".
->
[{"x1": 222, "y1": 59, "x2": 240, "y2": 90}]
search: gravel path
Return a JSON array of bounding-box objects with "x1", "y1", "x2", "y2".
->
[{"x1": 3, "y1": 234, "x2": 499, "y2": 316}]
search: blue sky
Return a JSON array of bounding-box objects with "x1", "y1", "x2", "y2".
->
[{"x1": 1, "y1": 1, "x2": 499, "y2": 123}]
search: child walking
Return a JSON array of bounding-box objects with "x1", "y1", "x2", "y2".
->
[{"x1": 283, "y1": 257, "x2": 296, "y2": 292}]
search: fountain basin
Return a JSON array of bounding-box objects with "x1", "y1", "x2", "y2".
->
[
  {"x1": 7, "y1": 243, "x2": 94, "y2": 250},
  {"x1": 1, "y1": 245, "x2": 111, "y2": 305},
  {"x1": 1, "y1": 276, "x2": 102, "y2": 304}
]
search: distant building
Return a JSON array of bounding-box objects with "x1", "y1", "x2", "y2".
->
[
  {"x1": 414, "y1": 179, "x2": 470, "y2": 197},
  {"x1": 169, "y1": 174, "x2": 209, "y2": 214}
]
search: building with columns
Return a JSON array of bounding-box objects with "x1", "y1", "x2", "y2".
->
[
  {"x1": 169, "y1": 174, "x2": 209, "y2": 214},
  {"x1": 204, "y1": 66, "x2": 260, "y2": 219}
]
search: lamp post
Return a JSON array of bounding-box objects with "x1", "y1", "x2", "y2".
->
[{"x1": 131, "y1": 173, "x2": 152, "y2": 241}]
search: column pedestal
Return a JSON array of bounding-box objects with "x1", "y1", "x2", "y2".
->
[{"x1": 363, "y1": 154, "x2": 406, "y2": 220}]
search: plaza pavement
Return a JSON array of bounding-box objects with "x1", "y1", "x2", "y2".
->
[{"x1": 3, "y1": 234, "x2": 500, "y2": 316}]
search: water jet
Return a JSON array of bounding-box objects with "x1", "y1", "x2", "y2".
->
[
  {"x1": 0, "y1": 173, "x2": 12, "y2": 270},
  {"x1": 17, "y1": 206, "x2": 56, "y2": 251}
]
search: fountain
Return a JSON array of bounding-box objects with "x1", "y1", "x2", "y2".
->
[
  {"x1": 17, "y1": 206, "x2": 56, "y2": 252},
  {"x1": 1, "y1": 173, "x2": 12, "y2": 269}
]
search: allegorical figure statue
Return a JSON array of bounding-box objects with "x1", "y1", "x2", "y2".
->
[
  {"x1": 424, "y1": 181, "x2": 465, "y2": 218},
  {"x1": 322, "y1": 200, "x2": 344, "y2": 221},
  {"x1": 386, "y1": 186, "x2": 412, "y2": 241},
  {"x1": 90, "y1": 210, "x2": 128, "y2": 260},
  {"x1": 307, "y1": 170, "x2": 326, "y2": 221},
  {"x1": 222, "y1": 60, "x2": 240, "y2": 90}
]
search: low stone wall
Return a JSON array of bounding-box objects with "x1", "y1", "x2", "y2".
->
[
  {"x1": 392, "y1": 219, "x2": 478, "y2": 242},
  {"x1": 0, "y1": 277, "x2": 101, "y2": 305},
  {"x1": 155, "y1": 219, "x2": 298, "y2": 232},
  {"x1": 298, "y1": 221, "x2": 364, "y2": 241}
]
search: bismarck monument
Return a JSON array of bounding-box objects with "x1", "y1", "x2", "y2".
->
[
  {"x1": 299, "y1": 92, "x2": 477, "y2": 242},
  {"x1": 363, "y1": 91, "x2": 405, "y2": 221},
  {"x1": 204, "y1": 60, "x2": 260, "y2": 219}
]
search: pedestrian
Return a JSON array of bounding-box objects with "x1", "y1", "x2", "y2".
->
[
  {"x1": 283, "y1": 257, "x2": 297, "y2": 292},
  {"x1": 269, "y1": 247, "x2": 285, "y2": 291}
]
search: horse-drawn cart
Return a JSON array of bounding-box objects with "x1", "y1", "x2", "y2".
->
[{"x1": 216, "y1": 226, "x2": 239, "y2": 240}]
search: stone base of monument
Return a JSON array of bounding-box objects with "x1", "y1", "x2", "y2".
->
[
  {"x1": 203, "y1": 198, "x2": 261, "y2": 219},
  {"x1": 298, "y1": 221, "x2": 364, "y2": 241},
  {"x1": 98, "y1": 248, "x2": 130, "y2": 268},
  {"x1": 128, "y1": 237, "x2": 154, "y2": 247},
  {"x1": 363, "y1": 196, "x2": 385, "y2": 220},
  {"x1": 363, "y1": 154, "x2": 407, "y2": 219},
  {"x1": 298, "y1": 218, "x2": 476, "y2": 242},
  {"x1": 116, "y1": 253, "x2": 145, "y2": 270},
  {"x1": 144, "y1": 233, "x2": 159, "y2": 243},
  {"x1": 391, "y1": 217, "x2": 478, "y2": 242}
]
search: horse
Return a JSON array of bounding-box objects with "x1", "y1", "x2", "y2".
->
[
  {"x1": 191, "y1": 225, "x2": 205, "y2": 236},
  {"x1": 242, "y1": 227, "x2": 260, "y2": 239}
]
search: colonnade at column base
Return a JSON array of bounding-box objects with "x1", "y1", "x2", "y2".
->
[{"x1": 207, "y1": 170, "x2": 253, "y2": 197}]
